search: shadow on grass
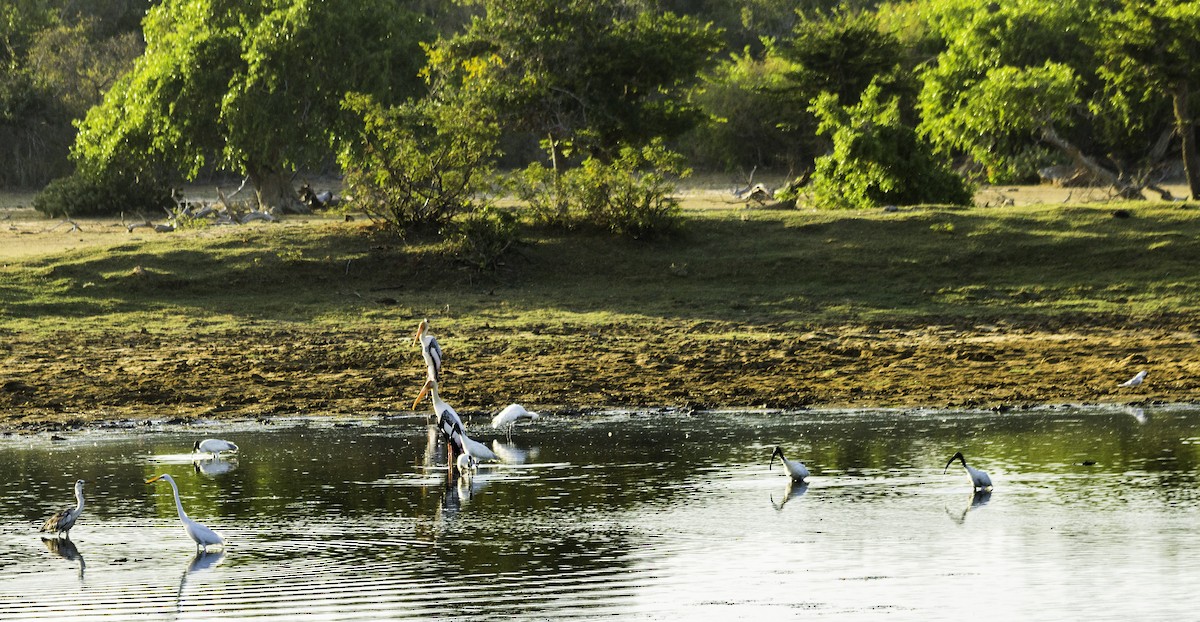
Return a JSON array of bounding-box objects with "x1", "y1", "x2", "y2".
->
[{"x1": 7, "y1": 205, "x2": 1200, "y2": 328}]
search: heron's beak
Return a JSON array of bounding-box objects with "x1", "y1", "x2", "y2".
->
[
  {"x1": 145, "y1": 475, "x2": 164, "y2": 484},
  {"x1": 413, "y1": 380, "x2": 432, "y2": 409}
]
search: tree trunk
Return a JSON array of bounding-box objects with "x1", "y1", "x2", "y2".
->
[
  {"x1": 1171, "y1": 80, "x2": 1200, "y2": 199},
  {"x1": 247, "y1": 164, "x2": 308, "y2": 214},
  {"x1": 1039, "y1": 125, "x2": 1145, "y2": 200}
]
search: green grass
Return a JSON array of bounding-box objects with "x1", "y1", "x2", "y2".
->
[{"x1": 4, "y1": 200, "x2": 1200, "y2": 338}]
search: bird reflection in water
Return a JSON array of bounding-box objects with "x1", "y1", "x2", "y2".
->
[
  {"x1": 491, "y1": 439, "x2": 540, "y2": 465},
  {"x1": 193, "y1": 456, "x2": 238, "y2": 477},
  {"x1": 178, "y1": 551, "x2": 225, "y2": 615},
  {"x1": 945, "y1": 489, "x2": 992, "y2": 525},
  {"x1": 770, "y1": 479, "x2": 809, "y2": 511},
  {"x1": 41, "y1": 536, "x2": 85, "y2": 581}
]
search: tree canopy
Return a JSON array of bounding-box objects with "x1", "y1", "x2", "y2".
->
[
  {"x1": 426, "y1": 0, "x2": 722, "y2": 164},
  {"x1": 8, "y1": 0, "x2": 1200, "y2": 210},
  {"x1": 72, "y1": 0, "x2": 433, "y2": 209}
]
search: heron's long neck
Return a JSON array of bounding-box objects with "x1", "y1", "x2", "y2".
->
[
  {"x1": 74, "y1": 487, "x2": 85, "y2": 513},
  {"x1": 166, "y1": 478, "x2": 189, "y2": 521}
]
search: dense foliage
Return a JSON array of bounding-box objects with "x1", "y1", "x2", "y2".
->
[{"x1": 6, "y1": 0, "x2": 1200, "y2": 223}]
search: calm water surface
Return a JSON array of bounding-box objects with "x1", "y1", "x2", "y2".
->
[{"x1": 1, "y1": 407, "x2": 1198, "y2": 620}]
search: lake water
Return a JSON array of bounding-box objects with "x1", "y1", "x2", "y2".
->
[{"x1": 1, "y1": 406, "x2": 1198, "y2": 620}]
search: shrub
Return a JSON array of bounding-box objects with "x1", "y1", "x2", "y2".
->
[
  {"x1": 33, "y1": 167, "x2": 173, "y2": 218},
  {"x1": 338, "y1": 93, "x2": 498, "y2": 232},
  {"x1": 809, "y1": 82, "x2": 973, "y2": 209},
  {"x1": 513, "y1": 139, "x2": 689, "y2": 239},
  {"x1": 444, "y1": 205, "x2": 520, "y2": 272}
]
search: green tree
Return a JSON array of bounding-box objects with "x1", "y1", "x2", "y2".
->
[
  {"x1": 1096, "y1": 0, "x2": 1200, "y2": 198},
  {"x1": 915, "y1": 0, "x2": 1168, "y2": 196},
  {"x1": 683, "y1": 42, "x2": 799, "y2": 170},
  {"x1": 690, "y1": 9, "x2": 915, "y2": 174},
  {"x1": 427, "y1": 0, "x2": 722, "y2": 168},
  {"x1": 809, "y1": 81, "x2": 973, "y2": 208},
  {"x1": 72, "y1": 0, "x2": 432, "y2": 211}
]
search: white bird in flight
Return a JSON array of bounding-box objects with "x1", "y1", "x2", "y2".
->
[
  {"x1": 413, "y1": 318, "x2": 444, "y2": 383},
  {"x1": 145, "y1": 474, "x2": 225, "y2": 551},
  {"x1": 40, "y1": 479, "x2": 86, "y2": 538},
  {"x1": 1119, "y1": 370, "x2": 1147, "y2": 387},
  {"x1": 194, "y1": 439, "x2": 238, "y2": 456},
  {"x1": 770, "y1": 446, "x2": 810, "y2": 482},
  {"x1": 944, "y1": 451, "x2": 993, "y2": 491}
]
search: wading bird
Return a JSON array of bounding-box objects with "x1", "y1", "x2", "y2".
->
[
  {"x1": 491, "y1": 403, "x2": 539, "y2": 436},
  {"x1": 456, "y1": 452, "x2": 478, "y2": 478},
  {"x1": 770, "y1": 446, "x2": 810, "y2": 482},
  {"x1": 40, "y1": 479, "x2": 86, "y2": 538},
  {"x1": 414, "y1": 379, "x2": 497, "y2": 463},
  {"x1": 145, "y1": 474, "x2": 225, "y2": 551},
  {"x1": 414, "y1": 318, "x2": 443, "y2": 383},
  {"x1": 944, "y1": 451, "x2": 993, "y2": 491},
  {"x1": 1119, "y1": 370, "x2": 1147, "y2": 388},
  {"x1": 193, "y1": 439, "x2": 238, "y2": 456}
]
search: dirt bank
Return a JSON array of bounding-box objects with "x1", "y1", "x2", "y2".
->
[{"x1": 3, "y1": 319, "x2": 1196, "y2": 431}]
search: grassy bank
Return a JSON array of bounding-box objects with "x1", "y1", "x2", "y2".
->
[
  {"x1": 2, "y1": 194, "x2": 1200, "y2": 425},
  {"x1": 5, "y1": 198, "x2": 1200, "y2": 331}
]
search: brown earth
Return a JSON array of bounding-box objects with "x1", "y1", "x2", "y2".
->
[{"x1": 2, "y1": 319, "x2": 1196, "y2": 432}]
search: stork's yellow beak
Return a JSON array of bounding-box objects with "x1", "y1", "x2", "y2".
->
[
  {"x1": 413, "y1": 380, "x2": 432, "y2": 409},
  {"x1": 145, "y1": 475, "x2": 164, "y2": 484}
]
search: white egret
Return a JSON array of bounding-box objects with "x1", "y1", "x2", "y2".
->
[
  {"x1": 413, "y1": 318, "x2": 444, "y2": 382},
  {"x1": 145, "y1": 474, "x2": 225, "y2": 551},
  {"x1": 944, "y1": 451, "x2": 993, "y2": 491},
  {"x1": 40, "y1": 479, "x2": 86, "y2": 538},
  {"x1": 491, "y1": 403, "x2": 539, "y2": 437},
  {"x1": 1119, "y1": 370, "x2": 1147, "y2": 387},
  {"x1": 193, "y1": 439, "x2": 238, "y2": 456},
  {"x1": 414, "y1": 379, "x2": 497, "y2": 462},
  {"x1": 456, "y1": 452, "x2": 478, "y2": 478},
  {"x1": 770, "y1": 446, "x2": 810, "y2": 482}
]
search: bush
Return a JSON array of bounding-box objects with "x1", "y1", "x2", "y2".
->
[
  {"x1": 513, "y1": 139, "x2": 689, "y2": 239},
  {"x1": 809, "y1": 82, "x2": 973, "y2": 209},
  {"x1": 338, "y1": 94, "x2": 498, "y2": 232},
  {"x1": 33, "y1": 167, "x2": 173, "y2": 218},
  {"x1": 444, "y1": 205, "x2": 520, "y2": 272}
]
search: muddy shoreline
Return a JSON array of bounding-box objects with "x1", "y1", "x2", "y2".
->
[{"x1": 3, "y1": 319, "x2": 1197, "y2": 432}]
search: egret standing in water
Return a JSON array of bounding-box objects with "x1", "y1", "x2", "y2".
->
[
  {"x1": 491, "y1": 403, "x2": 539, "y2": 437},
  {"x1": 414, "y1": 318, "x2": 444, "y2": 383},
  {"x1": 145, "y1": 474, "x2": 225, "y2": 551},
  {"x1": 770, "y1": 446, "x2": 810, "y2": 482},
  {"x1": 193, "y1": 439, "x2": 238, "y2": 457},
  {"x1": 40, "y1": 479, "x2": 86, "y2": 538},
  {"x1": 944, "y1": 451, "x2": 993, "y2": 491}
]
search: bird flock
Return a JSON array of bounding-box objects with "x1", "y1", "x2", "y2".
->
[{"x1": 37, "y1": 320, "x2": 1152, "y2": 549}]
